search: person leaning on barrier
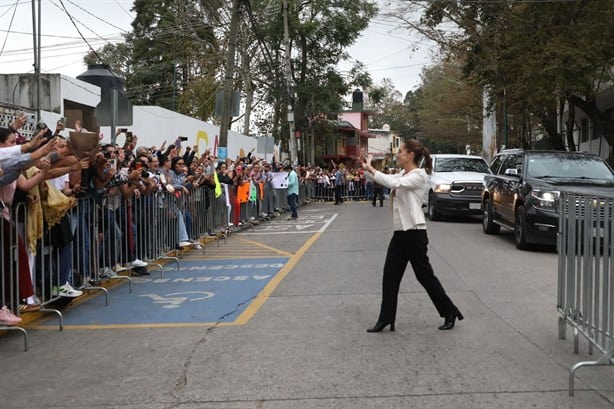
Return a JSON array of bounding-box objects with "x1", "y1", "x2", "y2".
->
[{"x1": 0, "y1": 126, "x2": 57, "y2": 313}]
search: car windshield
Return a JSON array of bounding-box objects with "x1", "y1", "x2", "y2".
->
[
  {"x1": 434, "y1": 157, "x2": 490, "y2": 173},
  {"x1": 527, "y1": 154, "x2": 614, "y2": 182}
]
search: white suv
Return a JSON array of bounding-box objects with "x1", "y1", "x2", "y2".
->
[{"x1": 424, "y1": 154, "x2": 491, "y2": 220}]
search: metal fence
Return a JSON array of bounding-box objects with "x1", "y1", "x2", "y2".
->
[
  {"x1": 557, "y1": 191, "x2": 614, "y2": 396},
  {"x1": 1, "y1": 179, "x2": 311, "y2": 350}
]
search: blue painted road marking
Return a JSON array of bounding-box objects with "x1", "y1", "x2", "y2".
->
[{"x1": 41, "y1": 258, "x2": 288, "y2": 327}]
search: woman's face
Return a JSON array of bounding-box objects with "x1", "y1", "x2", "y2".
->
[
  {"x1": 396, "y1": 145, "x2": 414, "y2": 167},
  {"x1": 174, "y1": 160, "x2": 185, "y2": 173},
  {"x1": 0, "y1": 131, "x2": 16, "y2": 147}
]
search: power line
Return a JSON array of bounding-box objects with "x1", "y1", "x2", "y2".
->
[
  {"x1": 0, "y1": 28, "x2": 123, "y2": 41},
  {"x1": 65, "y1": 0, "x2": 128, "y2": 33},
  {"x1": 113, "y1": 0, "x2": 133, "y2": 19},
  {"x1": 55, "y1": 0, "x2": 104, "y2": 61},
  {"x1": 0, "y1": 0, "x2": 19, "y2": 58}
]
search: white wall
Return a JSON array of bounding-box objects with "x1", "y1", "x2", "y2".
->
[
  {"x1": 100, "y1": 105, "x2": 259, "y2": 160},
  {"x1": 60, "y1": 75, "x2": 100, "y2": 108}
]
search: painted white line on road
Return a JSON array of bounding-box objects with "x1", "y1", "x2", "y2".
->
[
  {"x1": 319, "y1": 213, "x2": 338, "y2": 232},
  {"x1": 242, "y1": 214, "x2": 338, "y2": 235},
  {"x1": 243, "y1": 230, "x2": 321, "y2": 235}
]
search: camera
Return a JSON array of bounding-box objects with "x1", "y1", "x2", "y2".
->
[
  {"x1": 35, "y1": 121, "x2": 53, "y2": 139},
  {"x1": 141, "y1": 170, "x2": 152, "y2": 178}
]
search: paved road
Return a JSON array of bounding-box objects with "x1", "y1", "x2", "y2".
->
[{"x1": 1, "y1": 201, "x2": 613, "y2": 408}]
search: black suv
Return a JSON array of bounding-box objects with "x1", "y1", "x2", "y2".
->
[{"x1": 481, "y1": 149, "x2": 614, "y2": 249}]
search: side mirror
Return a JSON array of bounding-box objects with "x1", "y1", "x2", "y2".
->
[{"x1": 504, "y1": 168, "x2": 519, "y2": 177}]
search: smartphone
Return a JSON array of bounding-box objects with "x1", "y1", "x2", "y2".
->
[
  {"x1": 120, "y1": 128, "x2": 128, "y2": 133},
  {"x1": 179, "y1": 136, "x2": 188, "y2": 142},
  {"x1": 135, "y1": 162, "x2": 143, "y2": 170}
]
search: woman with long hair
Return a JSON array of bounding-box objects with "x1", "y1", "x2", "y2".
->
[{"x1": 362, "y1": 139, "x2": 463, "y2": 332}]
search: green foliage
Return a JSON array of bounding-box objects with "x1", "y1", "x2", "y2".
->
[
  {"x1": 405, "y1": 0, "x2": 614, "y2": 150},
  {"x1": 84, "y1": 0, "x2": 222, "y2": 119}
]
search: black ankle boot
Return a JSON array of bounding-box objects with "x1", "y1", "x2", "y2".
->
[
  {"x1": 367, "y1": 321, "x2": 395, "y2": 333},
  {"x1": 438, "y1": 310, "x2": 464, "y2": 330}
]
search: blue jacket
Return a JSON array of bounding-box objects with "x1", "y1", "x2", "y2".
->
[{"x1": 287, "y1": 170, "x2": 299, "y2": 195}]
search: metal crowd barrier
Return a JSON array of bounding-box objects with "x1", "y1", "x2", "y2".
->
[
  {"x1": 0, "y1": 202, "x2": 29, "y2": 350},
  {"x1": 2, "y1": 177, "x2": 311, "y2": 351},
  {"x1": 557, "y1": 192, "x2": 614, "y2": 396},
  {"x1": 311, "y1": 180, "x2": 367, "y2": 202}
]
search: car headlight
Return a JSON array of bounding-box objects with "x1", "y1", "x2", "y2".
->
[
  {"x1": 531, "y1": 190, "x2": 560, "y2": 211},
  {"x1": 434, "y1": 183, "x2": 451, "y2": 193}
]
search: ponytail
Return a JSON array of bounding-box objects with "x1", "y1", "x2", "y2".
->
[{"x1": 403, "y1": 139, "x2": 432, "y2": 175}]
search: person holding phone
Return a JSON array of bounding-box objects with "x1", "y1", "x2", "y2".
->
[{"x1": 361, "y1": 139, "x2": 463, "y2": 333}]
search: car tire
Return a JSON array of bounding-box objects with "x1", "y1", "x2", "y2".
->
[
  {"x1": 514, "y1": 205, "x2": 530, "y2": 250},
  {"x1": 427, "y1": 193, "x2": 440, "y2": 221},
  {"x1": 482, "y1": 198, "x2": 500, "y2": 234}
]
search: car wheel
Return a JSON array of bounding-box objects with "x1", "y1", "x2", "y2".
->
[
  {"x1": 427, "y1": 193, "x2": 440, "y2": 221},
  {"x1": 514, "y1": 205, "x2": 530, "y2": 250},
  {"x1": 482, "y1": 198, "x2": 500, "y2": 234}
]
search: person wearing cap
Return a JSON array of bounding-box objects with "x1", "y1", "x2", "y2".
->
[{"x1": 285, "y1": 164, "x2": 298, "y2": 220}]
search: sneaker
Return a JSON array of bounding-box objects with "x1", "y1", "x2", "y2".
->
[
  {"x1": 129, "y1": 259, "x2": 148, "y2": 268},
  {"x1": 0, "y1": 305, "x2": 22, "y2": 326},
  {"x1": 131, "y1": 266, "x2": 151, "y2": 276},
  {"x1": 100, "y1": 267, "x2": 117, "y2": 278},
  {"x1": 56, "y1": 282, "x2": 83, "y2": 298},
  {"x1": 192, "y1": 243, "x2": 203, "y2": 250},
  {"x1": 179, "y1": 241, "x2": 192, "y2": 247},
  {"x1": 18, "y1": 303, "x2": 40, "y2": 313}
]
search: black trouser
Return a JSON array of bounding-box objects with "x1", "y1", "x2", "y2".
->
[
  {"x1": 372, "y1": 187, "x2": 384, "y2": 206},
  {"x1": 377, "y1": 229, "x2": 457, "y2": 324},
  {"x1": 334, "y1": 185, "x2": 343, "y2": 204}
]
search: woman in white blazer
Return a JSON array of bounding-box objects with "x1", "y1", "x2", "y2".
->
[{"x1": 362, "y1": 139, "x2": 463, "y2": 332}]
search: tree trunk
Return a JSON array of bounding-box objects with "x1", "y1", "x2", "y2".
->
[
  {"x1": 570, "y1": 95, "x2": 614, "y2": 149},
  {"x1": 535, "y1": 106, "x2": 565, "y2": 150},
  {"x1": 565, "y1": 97, "x2": 577, "y2": 152}
]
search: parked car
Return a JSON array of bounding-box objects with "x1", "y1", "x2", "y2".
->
[
  {"x1": 424, "y1": 154, "x2": 492, "y2": 220},
  {"x1": 481, "y1": 149, "x2": 614, "y2": 249}
]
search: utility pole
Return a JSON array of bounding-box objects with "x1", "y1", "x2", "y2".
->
[
  {"x1": 31, "y1": 0, "x2": 41, "y2": 121},
  {"x1": 283, "y1": 0, "x2": 297, "y2": 165},
  {"x1": 219, "y1": 0, "x2": 241, "y2": 152}
]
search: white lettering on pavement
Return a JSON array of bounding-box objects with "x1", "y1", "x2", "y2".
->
[
  {"x1": 183, "y1": 263, "x2": 283, "y2": 271},
  {"x1": 148, "y1": 274, "x2": 272, "y2": 284}
]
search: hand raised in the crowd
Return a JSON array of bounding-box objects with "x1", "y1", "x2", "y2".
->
[
  {"x1": 37, "y1": 158, "x2": 51, "y2": 170},
  {"x1": 12, "y1": 112, "x2": 28, "y2": 130}
]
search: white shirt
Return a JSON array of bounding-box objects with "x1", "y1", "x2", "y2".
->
[
  {"x1": 51, "y1": 174, "x2": 69, "y2": 192},
  {"x1": 0, "y1": 145, "x2": 22, "y2": 161},
  {"x1": 371, "y1": 168, "x2": 427, "y2": 231}
]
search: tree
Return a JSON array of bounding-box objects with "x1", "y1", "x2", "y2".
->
[
  {"x1": 386, "y1": 0, "x2": 614, "y2": 151},
  {"x1": 246, "y1": 0, "x2": 378, "y2": 147},
  {"x1": 414, "y1": 60, "x2": 482, "y2": 152},
  {"x1": 85, "y1": 0, "x2": 223, "y2": 120}
]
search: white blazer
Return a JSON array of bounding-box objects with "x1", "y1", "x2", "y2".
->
[{"x1": 371, "y1": 168, "x2": 427, "y2": 231}]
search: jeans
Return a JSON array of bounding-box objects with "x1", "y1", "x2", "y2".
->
[{"x1": 287, "y1": 193, "x2": 298, "y2": 219}]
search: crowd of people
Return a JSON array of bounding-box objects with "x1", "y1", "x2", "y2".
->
[{"x1": 0, "y1": 114, "x2": 398, "y2": 327}]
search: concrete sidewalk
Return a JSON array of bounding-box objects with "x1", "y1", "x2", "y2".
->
[{"x1": 1, "y1": 202, "x2": 612, "y2": 408}]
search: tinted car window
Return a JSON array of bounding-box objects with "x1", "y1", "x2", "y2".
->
[
  {"x1": 433, "y1": 157, "x2": 490, "y2": 173},
  {"x1": 500, "y1": 154, "x2": 523, "y2": 175},
  {"x1": 527, "y1": 153, "x2": 614, "y2": 182},
  {"x1": 490, "y1": 155, "x2": 504, "y2": 175}
]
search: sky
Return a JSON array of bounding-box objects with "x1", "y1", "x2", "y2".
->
[{"x1": 0, "y1": 0, "x2": 437, "y2": 97}]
